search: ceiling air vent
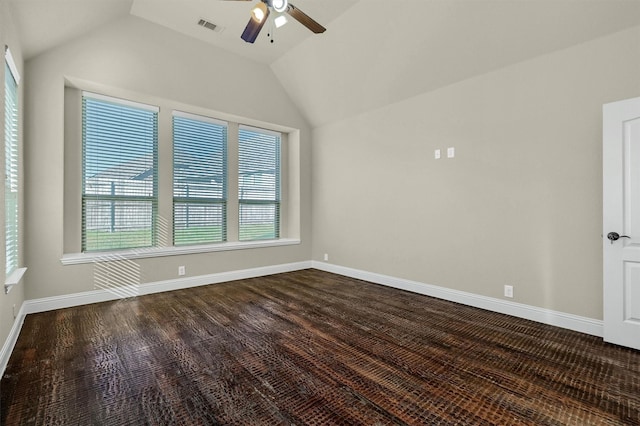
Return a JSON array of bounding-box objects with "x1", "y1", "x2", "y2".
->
[{"x1": 197, "y1": 18, "x2": 224, "y2": 33}]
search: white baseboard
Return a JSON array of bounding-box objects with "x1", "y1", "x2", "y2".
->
[
  {"x1": 311, "y1": 261, "x2": 604, "y2": 337},
  {"x1": 1, "y1": 261, "x2": 311, "y2": 377},
  {"x1": 23, "y1": 261, "x2": 313, "y2": 315},
  {"x1": 2, "y1": 259, "x2": 603, "y2": 378},
  {"x1": 0, "y1": 302, "x2": 26, "y2": 379}
]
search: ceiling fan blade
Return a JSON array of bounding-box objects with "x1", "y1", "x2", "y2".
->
[
  {"x1": 286, "y1": 3, "x2": 326, "y2": 34},
  {"x1": 241, "y1": 3, "x2": 270, "y2": 43}
]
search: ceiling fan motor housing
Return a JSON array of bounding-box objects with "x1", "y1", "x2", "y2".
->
[
  {"x1": 240, "y1": 0, "x2": 326, "y2": 43},
  {"x1": 271, "y1": 0, "x2": 289, "y2": 13}
]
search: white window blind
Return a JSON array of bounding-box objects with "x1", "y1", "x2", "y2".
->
[
  {"x1": 82, "y1": 93, "x2": 158, "y2": 252},
  {"x1": 238, "y1": 126, "x2": 280, "y2": 241},
  {"x1": 173, "y1": 112, "x2": 227, "y2": 245},
  {"x1": 4, "y1": 48, "x2": 19, "y2": 276}
]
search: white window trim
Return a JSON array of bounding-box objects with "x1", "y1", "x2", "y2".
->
[
  {"x1": 82, "y1": 90, "x2": 159, "y2": 112},
  {"x1": 4, "y1": 267, "x2": 26, "y2": 294},
  {"x1": 60, "y1": 238, "x2": 300, "y2": 265},
  {"x1": 4, "y1": 46, "x2": 20, "y2": 85},
  {"x1": 64, "y1": 83, "x2": 300, "y2": 261},
  {"x1": 173, "y1": 110, "x2": 228, "y2": 246},
  {"x1": 81, "y1": 92, "x2": 159, "y2": 252},
  {"x1": 5, "y1": 46, "x2": 20, "y2": 281},
  {"x1": 173, "y1": 110, "x2": 227, "y2": 126},
  {"x1": 239, "y1": 123, "x2": 281, "y2": 138}
]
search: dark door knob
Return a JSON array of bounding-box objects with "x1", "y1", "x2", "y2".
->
[{"x1": 607, "y1": 232, "x2": 630, "y2": 242}]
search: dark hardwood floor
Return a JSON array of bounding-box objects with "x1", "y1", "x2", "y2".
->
[{"x1": 1, "y1": 269, "x2": 639, "y2": 425}]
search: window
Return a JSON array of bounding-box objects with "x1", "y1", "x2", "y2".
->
[
  {"x1": 63, "y1": 87, "x2": 298, "y2": 263},
  {"x1": 173, "y1": 112, "x2": 227, "y2": 245},
  {"x1": 82, "y1": 93, "x2": 158, "y2": 252},
  {"x1": 4, "y1": 47, "x2": 19, "y2": 277},
  {"x1": 238, "y1": 126, "x2": 281, "y2": 241}
]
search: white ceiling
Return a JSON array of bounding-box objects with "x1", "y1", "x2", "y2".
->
[
  {"x1": 7, "y1": 0, "x2": 640, "y2": 127},
  {"x1": 130, "y1": 0, "x2": 358, "y2": 64},
  {"x1": 272, "y1": 0, "x2": 640, "y2": 126},
  {"x1": 9, "y1": 0, "x2": 134, "y2": 60},
  {"x1": 9, "y1": 0, "x2": 358, "y2": 63}
]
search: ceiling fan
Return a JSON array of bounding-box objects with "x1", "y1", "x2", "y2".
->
[{"x1": 226, "y1": 0, "x2": 326, "y2": 43}]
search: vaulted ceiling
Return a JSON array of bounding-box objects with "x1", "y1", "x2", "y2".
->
[
  {"x1": 272, "y1": 0, "x2": 640, "y2": 126},
  {"x1": 8, "y1": 0, "x2": 640, "y2": 127},
  {"x1": 9, "y1": 0, "x2": 357, "y2": 63}
]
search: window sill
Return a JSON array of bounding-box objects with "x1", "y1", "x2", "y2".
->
[
  {"x1": 60, "y1": 238, "x2": 301, "y2": 265},
  {"x1": 5, "y1": 267, "x2": 27, "y2": 294}
]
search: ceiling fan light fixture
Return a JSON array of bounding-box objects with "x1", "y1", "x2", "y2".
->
[
  {"x1": 274, "y1": 14, "x2": 288, "y2": 28},
  {"x1": 238, "y1": 0, "x2": 325, "y2": 43},
  {"x1": 251, "y1": 2, "x2": 268, "y2": 23},
  {"x1": 272, "y1": 0, "x2": 288, "y2": 13}
]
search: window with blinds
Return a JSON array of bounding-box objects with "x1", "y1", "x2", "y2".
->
[
  {"x1": 173, "y1": 112, "x2": 227, "y2": 245},
  {"x1": 82, "y1": 93, "x2": 158, "y2": 252},
  {"x1": 238, "y1": 126, "x2": 281, "y2": 241},
  {"x1": 4, "y1": 48, "x2": 19, "y2": 276}
]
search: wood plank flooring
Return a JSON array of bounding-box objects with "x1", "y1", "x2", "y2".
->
[{"x1": 1, "y1": 269, "x2": 639, "y2": 425}]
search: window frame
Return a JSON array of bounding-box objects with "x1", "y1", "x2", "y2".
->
[
  {"x1": 61, "y1": 83, "x2": 300, "y2": 265},
  {"x1": 81, "y1": 91, "x2": 159, "y2": 253},
  {"x1": 4, "y1": 46, "x2": 20, "y2": 278},
  {"x1": 172, "y1": 111, "x2": 228, "y2": 246},
  {"x1": 238, "y1": 125, "x2": 282, "y2": 242}
]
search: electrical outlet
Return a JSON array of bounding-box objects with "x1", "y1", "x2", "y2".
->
[
  {"x1": 178, "y1": 266, "x2": 186, "y2": 276},
  {"x1": 324, "y1": 253, "x2": 329, "y2": 262},
  {"x1": 504, "y1": 285, "x2": 514, "y2": 298}
]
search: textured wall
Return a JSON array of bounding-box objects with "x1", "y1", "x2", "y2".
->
[
  {"x1": 23, "y1": 15, "x2": 312, "y2": 300},
  {"x1": 0, "y1": 0, "x2": 25, "y2": 358},
  {"x1": 310, "y1": 27, "x2": 640, "y2": 320},
  {"x1": 0, "y1": 0, "x2": 25, "y2": 360}
]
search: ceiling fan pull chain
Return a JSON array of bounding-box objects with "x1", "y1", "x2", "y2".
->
[
  {"x1": 269, "y1": 18, "x2": 275, "y2": 43},
  {"x1": 239, "y1": 0, "x2": 325, "y2": 44}
]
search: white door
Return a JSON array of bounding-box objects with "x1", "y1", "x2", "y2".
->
[{"x1": 603, "y1": 96, "x2": 640, "y2": 350}]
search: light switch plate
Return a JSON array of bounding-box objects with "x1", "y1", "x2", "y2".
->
[
  {"x1": 434, "y1": 149, "x2": 441, "y2": 159},
  {"x1": 447, "y1": 147, "x2": 455, "y2": 158}
]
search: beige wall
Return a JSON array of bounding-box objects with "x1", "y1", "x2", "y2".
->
[
  {"x1": 311, "y1": 26, "x2": 640, "y2": 320},
  {"x1": 0, "y1": 0, "x2": 25, "y2": 350},
  {"x1": 24, "y1": 15, "x2": 312, "y2": 300},
  {"x1": 9, "y1": 2, "x2": 640, "y2": 343},
  {"x1": 271, "y1": 1, "x2": 640, "y2": 128}
]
